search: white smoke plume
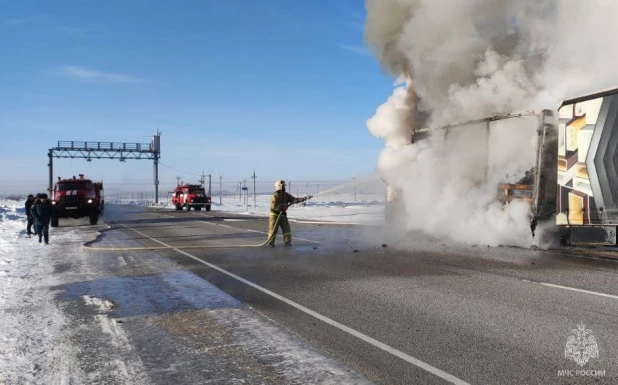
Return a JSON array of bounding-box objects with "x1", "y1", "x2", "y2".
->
[{"x1": 365, "y1": 0, "x2": 618, "y2": 246}]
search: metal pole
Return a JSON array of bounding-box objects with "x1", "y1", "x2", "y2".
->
[
  {"x1": 252, "y1": 171, "x2": 256, "y2": 208},
  {"x1": 208, "y1": 174, "x2": 212, "y2": 197},
  {"x1": 154, "y1": 154, "x2": 159, "y2": 203},
  {"x1": 485, "y1": 121, "x2": 490, "y2": 182},
  {"x1": 219, "y1": 175, "x2": 222, "y2": 205},
  {"x1": 153, "y1": 131, "x2": 161, "y2": 203},
  {"x1": 244, "y1": 179, "x2": 247, "y2": 211},
  {"x1": 48, "y1": 150, "x2": 53, "y2": 194}
]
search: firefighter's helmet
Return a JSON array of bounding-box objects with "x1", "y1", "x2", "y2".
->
[{"x1": 274, "y1": 180, "x2": 286, "y2": 191}]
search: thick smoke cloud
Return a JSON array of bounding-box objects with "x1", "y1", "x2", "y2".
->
[{"x1": 365, "y1": 0, "x2": 618, "y2": 246}]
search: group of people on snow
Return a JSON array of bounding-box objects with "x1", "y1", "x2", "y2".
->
[{"x1": 25, "y1": 193, "x2": 53, "y2": 244}]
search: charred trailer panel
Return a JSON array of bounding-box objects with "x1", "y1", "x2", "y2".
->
[{"x1": 529, "y1": 110, "x2": 558, "y2": 237}]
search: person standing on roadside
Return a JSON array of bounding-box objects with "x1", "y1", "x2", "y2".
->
[
  {"x1": 24, "y1": 194, "x2": 35, "y2": 236},
  {"x1": 31, "y1": 194, "x2": 43, "y2": 238},
  {"x1": 32, "y1": 193, "x2": 53, "y2": 245}
]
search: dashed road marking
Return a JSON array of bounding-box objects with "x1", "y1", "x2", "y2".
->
[{"x1": 525, "y1": 280, "x2": 618, "y2": 300}]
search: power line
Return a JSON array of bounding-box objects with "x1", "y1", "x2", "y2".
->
[{"x1": 159, "y1": 162, "x2": 201, "y2": 176}]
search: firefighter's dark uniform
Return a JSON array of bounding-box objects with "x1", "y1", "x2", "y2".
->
[{"x1": 268, "y1": 188, "x2": 310, "y2": 246}]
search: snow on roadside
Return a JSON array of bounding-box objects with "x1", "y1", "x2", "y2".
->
[
  {"x1": 0, "y1": 199, "x2": 148, "y2": 385},
  {"x1": 0, "y1": 199, "x2": 71, "y2": 384}
]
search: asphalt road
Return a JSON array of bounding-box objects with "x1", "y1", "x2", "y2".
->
[{"x1": 101, "y1": 204, "x2": 618, "y2": 385}]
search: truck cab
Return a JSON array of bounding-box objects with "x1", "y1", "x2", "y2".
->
[
  {"x1": 171, "y1": 184, "x2": 211, "y2": 211},
  {"x1": 51, "y1": 174, "x2": 104, "y2": 227}
]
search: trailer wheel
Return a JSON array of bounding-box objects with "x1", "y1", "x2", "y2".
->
[
  {"x1": 89, "y1": 212, "x2": 99, "y2": 225},
  {"x1": 175, "y1": 204, "x2": 182, "y2": 210},
  {"x1": 51, "y1": 213, "x2": 59, "y2": 228},
  {"x1": 206, "y1": 205, "x2": 211, "y2": 212},
  {"x1": 195, "y1": 206, "x2": 202, "y2": 211},
  {"x1": 186, "y1": 204, "x2": 191, "y2": 211}
]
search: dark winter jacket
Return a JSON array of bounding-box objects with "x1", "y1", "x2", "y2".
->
[
  {"x1": 33, "y1": 200, "x2": 53, "y2": 224},
  {"x1": 31, "y1": 199, "x2": 41, "y2": 223},
  {"x1": 25, "y1": 197, "x2": 34, "y2": 217}
]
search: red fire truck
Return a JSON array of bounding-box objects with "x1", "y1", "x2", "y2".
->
[
  {"x1": 51, "y1": 174, "x2": 104, "y2": 227},
  {"x1": 171, "y1": 183, "x2": 211, "y2": 211}
]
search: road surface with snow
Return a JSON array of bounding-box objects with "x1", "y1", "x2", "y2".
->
[{"x1": 2, "y1": 200, "x2": 618, "y2": 384}]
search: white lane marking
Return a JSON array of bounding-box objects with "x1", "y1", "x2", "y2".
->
[
  {"x1": 123, "y1": 224, "x2": 470, "y2": 385},
  {"x1": 531, "y1": 281, "x2": 618, "y2": 300},
  {"x1": 118, "y1": 256, "x2": 127, "y2": 267}
]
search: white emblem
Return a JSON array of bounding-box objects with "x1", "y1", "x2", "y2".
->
[{"x1": 565, "y1": 323, "x2": 599, "y2": 367}]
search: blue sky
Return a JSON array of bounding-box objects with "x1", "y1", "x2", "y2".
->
[{"x1": 0, "y1": 0, "x2": 393, "y2": 194}]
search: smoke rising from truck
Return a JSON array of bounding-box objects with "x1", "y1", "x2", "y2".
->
[{"x1": 365, "y1": 0, "x2": 618, "y2": 246}]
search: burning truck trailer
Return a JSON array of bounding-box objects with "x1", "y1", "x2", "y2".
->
[{"x1": 389, "y1": 86, "x2": 618, "y2": 246}]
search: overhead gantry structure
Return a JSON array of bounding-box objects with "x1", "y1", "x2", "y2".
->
[{"x1": 47, "y1": 132, "x2": 162, "y2": 202}]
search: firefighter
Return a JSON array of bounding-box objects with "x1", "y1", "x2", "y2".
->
[
  {"x1": 25, "y1": 194, "x2": 35, "y2": 236},
  {"x1": 268, "y1": 180, "x2": 312, "y2": 247}
]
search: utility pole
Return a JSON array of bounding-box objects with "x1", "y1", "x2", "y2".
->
[
  {"x1": 239, "y1": 182, "x2": 242, "y2": 201},
  {"x1": 208, "y1": 174, "x2": 212, "y2": 197},
  {"x1": 176, "y1": 175, "x2": 181, "y2": 186},
  {"x1": 47, "y1": 150, "x2": 53, "y2": 194},
  {"x1": 219, "y1": 174, "x2": 222, "y2": 205},
  {"x1": 243, "y1": 179, "x2": 248, "y2": 211},
  {"x1": 153, "y1": 130, "x2": 161, "y2": 203},
  {"x1": 251, "y1": 171, "x2": 257, "y2": 208}
]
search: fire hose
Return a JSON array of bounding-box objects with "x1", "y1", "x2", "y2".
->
[
  {"x1": 84, "y1": 195, "x2": 313, "y2": 251},
  {"x1": 83, "y1": 211, "x2": 285, "y2": 251}
]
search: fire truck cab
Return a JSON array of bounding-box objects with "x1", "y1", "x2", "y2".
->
[
  {"x1": 171, "y1": 184, "x2": 211, "y2": 211},
  {"x1": 51, "y1": 174, "x2": 104, "y2": 227}
]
